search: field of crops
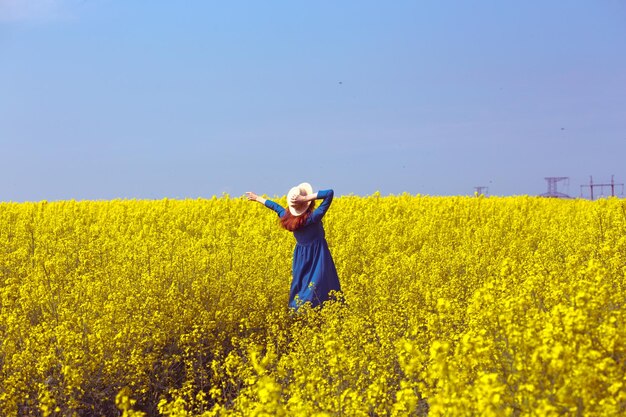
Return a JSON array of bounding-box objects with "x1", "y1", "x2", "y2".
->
[{"x1": 1, "y1": 195, "x2": 625, "y2": 416}]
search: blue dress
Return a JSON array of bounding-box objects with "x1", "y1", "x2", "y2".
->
[{"x1": 264, "y1": 189, "x2": 341, "y2": 309}]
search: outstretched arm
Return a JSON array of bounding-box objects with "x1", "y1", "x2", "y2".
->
[
  {"x1": 246, "y1": 191, "x2": 266, "y2": 205},
  {"x1": 246, "y1": 191, "x2": 285, "y2": 217}
]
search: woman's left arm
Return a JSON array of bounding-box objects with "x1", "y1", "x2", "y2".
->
[
  {"x1": 246, "y1": 191, "x2": 285, "y2": 217},
  {"x1": 246, "y1": 192, "x2": 266, "y2": 205}
]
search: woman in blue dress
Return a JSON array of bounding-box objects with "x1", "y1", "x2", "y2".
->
[{"x1": 246, "y1": 183, "x2": 341, "y2": 309}]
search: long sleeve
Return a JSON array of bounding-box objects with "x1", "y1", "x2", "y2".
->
[
  {"x1": 307, "y1": 189, "x2": 334, "y2": 224},
  {"x1": 264, "y1": 199, "x2": 286, "y2": 218}
]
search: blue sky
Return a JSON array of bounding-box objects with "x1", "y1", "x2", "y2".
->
[{"x1": 1, "y1": 1, "x2": 625, "y2": 201}]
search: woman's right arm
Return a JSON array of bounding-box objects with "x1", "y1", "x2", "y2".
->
[
  {"x1": 246, "y1": 191, "x2": 285, "y2": 217},
  {"x1": 307, "y1": 189, "x2": 334, "y2": 223}
]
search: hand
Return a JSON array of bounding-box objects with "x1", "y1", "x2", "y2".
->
[
  {"x1": 245, "y1": 192, "x2": 258, "y2": 201},
  {"x1": 290, "y1": 194, "x2": 307, "y2": 204}
]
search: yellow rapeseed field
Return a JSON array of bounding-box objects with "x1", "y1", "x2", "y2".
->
[{"x1": 1, "y1": 195, "x2": 625, "y2": 416}]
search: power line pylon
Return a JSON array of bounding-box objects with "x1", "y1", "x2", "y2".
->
[
  {"x1": 474, "y1": 186, "x2": 488, "y2": 196},
  {"x1": 540, "y1": 177, "x2": 571, "y2": 198}
]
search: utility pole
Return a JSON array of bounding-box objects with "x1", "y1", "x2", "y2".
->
[{"x1": 580, "y1": 175, "x2": 624, "y2": 200}]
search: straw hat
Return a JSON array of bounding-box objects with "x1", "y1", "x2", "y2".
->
[{"x1": 287, "y1": 182, "x2": 313, "y2": 216}]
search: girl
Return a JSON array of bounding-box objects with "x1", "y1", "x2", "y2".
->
[{"x1": 246, "y1": 183, "x2": 341, "y2": 309}]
